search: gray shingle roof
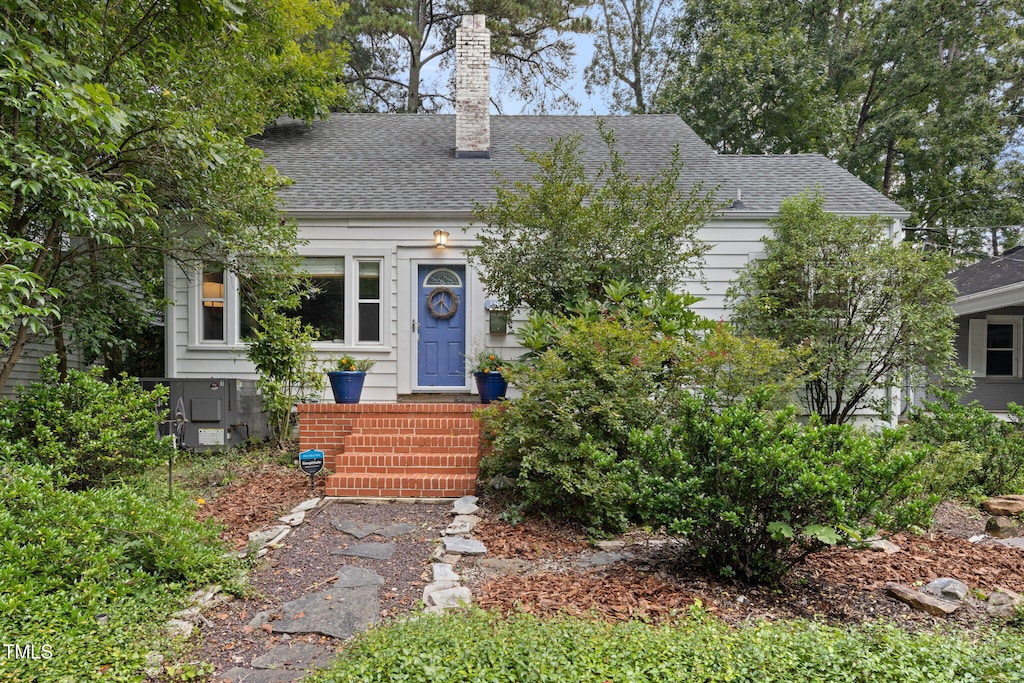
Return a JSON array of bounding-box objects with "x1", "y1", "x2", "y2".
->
[
  {"x1": 252, "y1": 114, "x2": 906, "y2": 217},
  {"x1": 950, "y1": 246, "x2": 1024, "y2": 297}
]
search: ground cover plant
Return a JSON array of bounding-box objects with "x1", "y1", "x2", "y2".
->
[
  {"x1": 309, "y1": 609, "x2": 1024, "y2": 683},
  {"x1": 0, "y1": 463, "x2": 238, "y2": 682}
]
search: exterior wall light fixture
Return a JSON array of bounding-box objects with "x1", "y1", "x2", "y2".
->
[{"x1": 433, "y1": 229, "x2": 449, "y2": 248}]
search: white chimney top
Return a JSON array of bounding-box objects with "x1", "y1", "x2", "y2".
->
[{"x1": 455, "y1": 14, "x2": 490, "y2": 158}]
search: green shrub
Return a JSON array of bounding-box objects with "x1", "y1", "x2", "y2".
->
[
  {"x1": 0, "y1": 355, "x2": 173, "y2": 489},
  {"x1": 907, "y1": 389, "x2": 1024, "y2": 495},
  {"x1": 632, "y1": 393, "x2": 935, "y2": 583},
  {"x1": 310, "y1": 608, "x2": 1024, "y2": 683},
  {"x1": 680, "y1": 322, "x2": 810, "y2": 409},
  {"x1": 481, "y1": 317, "x2": 682, "y2": 532},
  {"x1": 0, "y1": 462, "x2": 238, "y2": 682}
]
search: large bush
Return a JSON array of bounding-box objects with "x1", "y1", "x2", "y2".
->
[
  {"x1": 907, "y1": 390, "x2": 1024, "y2": 496},
  {"x1": 0, "y1": 462, "x2": 237, "y2": 682},
  {"x1": 631, "y1": 392, "x2": 935, "y2": 583},
  {"x1": 482, "y1": 316, "x2": 683, "y2": 532},
  {"x1": 0, "y1": 356, "x2": 173, "y2": 488}
]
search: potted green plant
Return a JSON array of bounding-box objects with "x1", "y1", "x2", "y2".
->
[
  {"x1": 327, "y1": 355, "x2": 376, "y2": 404},
  {"x1": 469, "y1": 351, "x2": 508, "y2": 404}
]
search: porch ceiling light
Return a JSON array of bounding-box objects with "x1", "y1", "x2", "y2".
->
[{"x1": 434, "y1": 229, "x2": 449, "y2": 248}]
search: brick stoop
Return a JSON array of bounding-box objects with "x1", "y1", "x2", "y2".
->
[{"x1": 297, "y1": 403, "x2": 484, "y2": 498}]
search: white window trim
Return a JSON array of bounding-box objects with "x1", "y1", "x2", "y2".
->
[
  {"x1": 355, "y1": 257, "x2": 385, "y2": 346},
  {"x1": 189, "y1": 268, "x2": 242, "y2": 347},
  {"x1": 967, "y1": 315, "x2": 1022, "y2": 378}
]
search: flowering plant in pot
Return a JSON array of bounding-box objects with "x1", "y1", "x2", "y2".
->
[
  {"x1": 327, "y1": 355, "x2": 376, "y2": 404},
  {"x1": 469, "y1": 351, "x2": 508, "y2": 404}
]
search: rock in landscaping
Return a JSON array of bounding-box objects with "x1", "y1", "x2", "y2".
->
[
  {"x1": 986, "y1": 516, "x2": 1020, "y2": 539},
  {"x1": 272, "y1": 585, "x2": 380, "y2": 639},
  {"x1": 886, "y1": 583, "x2": 960, "y2": 616},
  {"x1": 216, "y1": 667, "x2": 297, "y2": 683},
  {"x1": 488, "y1": 475, "x2": 515, "y2": 490},
  {"x1": 251, "y1": 642, "x2": 334, "y2": 671},
  {"x1": 443, "y1": 536, "x2": 487, "y2": 555},
  {"x1": 596, "y1": 540, "x2": 626, "y2": 551},
  {"x1": 279, "y1": 511, "x2": 306, "y2": 526},
  {"x1": 163, "y1": 619, "x2": 195, "y2": 639},
  {"x1": 477, "y1": 558, "x2": 530, "y2": 577},
  {"x1": 576, "y1": 551, "x2": 629, "y2": 568},
  {"x1": 248, "y1": 525, "x2": 291, "y2": 547},
  {"x1": 996, "y1": 537, "x2": 1024, "y2": 549},
  {"x1": 981, "y1": 495, "x2": 1024, "y2": 516},
  {"x1": 331, "y1": 542, "x2": 396, "y2": 560},
  {"x1": 335, "y1": 565, "x2": 385, "y2": 588},
  {"x1": 425, "y1": 586, "x2": 473, "y2": 612},
  {"x1": 868, "y1": 538, "x2": 901, "y2": 554},
  {"x1": 452, "y1": 496, "x2": 480, "y2": 516},
  {"x1": 444, "y1": 515, "x2": 481, "y2": 536},
  {"x1": 432, "y1": 563, "x2": 461, "y2": 583},
  {"x1": 986, "y1": 588, "x2": 1024, "y2": 619},
  {"x1": 332, "y1": 520, "x2": 381, "y2": 539},
  {"x1": 375, "y1": 522, "x2": 419, "y2": 538},
  {"x1": 922, "y1": 578, "x2": 969, "y2": 602},
  {"x1": 292, "y1": 497, "x2": 322, "y2": 513}
]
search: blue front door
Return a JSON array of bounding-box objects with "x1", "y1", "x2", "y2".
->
[{"x1": 417, "y1": 265, "x2": 466, "y2": 388}]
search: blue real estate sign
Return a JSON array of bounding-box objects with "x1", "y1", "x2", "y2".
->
[{"x1": 298, "y1": 449, "x2": 325, "y2": 476}]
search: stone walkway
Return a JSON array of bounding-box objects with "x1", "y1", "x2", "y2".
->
[{"x1": 211, "y1": 496, "x2": 486, "y2": 682}]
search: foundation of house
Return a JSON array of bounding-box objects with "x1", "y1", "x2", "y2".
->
[{"x1": 297, "y1": 403, "x2": 484, "y2": 498}]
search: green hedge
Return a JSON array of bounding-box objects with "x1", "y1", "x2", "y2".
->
[{"x1": 310, "y1": 609, "x2": 1024, "y2": 683}]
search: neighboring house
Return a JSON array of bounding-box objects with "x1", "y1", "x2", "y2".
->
[
  {"x1": 163, "y1": 15, "x2": 908, "y2": 405},
  {"x1": 950, "y1": 245, "x2": 1024, "y2": 413}
]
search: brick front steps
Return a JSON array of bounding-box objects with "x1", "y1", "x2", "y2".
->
[{"x1": 297, "y1": 403, "x2": 484, "y2": 498}]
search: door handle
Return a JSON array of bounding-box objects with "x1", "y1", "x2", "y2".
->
[{"x1": 412, "y1": 319, "x2": 420, "y2": 333}]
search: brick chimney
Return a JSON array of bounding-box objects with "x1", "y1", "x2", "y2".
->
[{"x1": 455, "y1": 14, "x2": 490, "y2": 158}]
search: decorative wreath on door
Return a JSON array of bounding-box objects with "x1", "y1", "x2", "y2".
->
[{"x1": 426, "y1": 287, "x2": 459, "y2": 319}]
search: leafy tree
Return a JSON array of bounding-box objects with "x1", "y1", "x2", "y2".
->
[
  {"x1": 657, "y1": 0, "x2": 1024, "y2": 259},
  {"x1": 0, "y1": 0, "x2": 347, "y2": 389},
  {"x1": 584, "y1": 0, "x2": 680, "y2": 113},
  {"x1": 466, "y1": 124, "x2": 718, "y2": 315},
  {"x1": 245, "y1": 310, "x2": 325, "y2": 450},
  {"x1": 330, "y1": 1, "x2": 589, "y2": 113},
  {"x1": 727, "y1": 193, "x2": 961, "y2": 425}
]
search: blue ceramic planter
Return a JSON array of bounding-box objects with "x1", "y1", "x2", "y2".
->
[
  {"x1": 474, "y1": 371, "x2": 508, "y2": 404},
  {"x1": 328, "y1": 371, "x2": 366, "y2": 404}
]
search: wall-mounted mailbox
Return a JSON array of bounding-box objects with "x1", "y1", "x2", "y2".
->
[{"x1": 484, "y1": 299, "x2": 510, "y2": 334}]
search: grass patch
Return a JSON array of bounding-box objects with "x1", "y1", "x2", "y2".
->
[
  {"x1": 310, "y1": 608, "x2": 1024, "y2": 683},
  {"x1": 0, "y1": 463, "x2": 239, "y2": 682}
]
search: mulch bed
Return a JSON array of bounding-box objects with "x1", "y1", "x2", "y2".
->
[{"x1": 185, "y1": 472, "x2": 1021, "y2": 676}]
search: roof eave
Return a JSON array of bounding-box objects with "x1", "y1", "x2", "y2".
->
[{"x1": 954, "y1": 281, "x2": 1024, "y2": 316}]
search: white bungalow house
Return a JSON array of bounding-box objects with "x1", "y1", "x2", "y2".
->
[{"x1": 163, "y1": 16, "x2": 908, "y2": 410}]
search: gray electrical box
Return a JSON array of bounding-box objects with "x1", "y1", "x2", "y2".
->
[{"x1": 141, "y1": 378, "x2": 266, "y2": 449}]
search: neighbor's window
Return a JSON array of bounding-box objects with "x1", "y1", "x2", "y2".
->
[
  {"x1": 968, "y1": 316, "x2": 1021, "y2": 378},
  {"x1": 201, "y1": 269, "x2": 225, "y2": 341}
]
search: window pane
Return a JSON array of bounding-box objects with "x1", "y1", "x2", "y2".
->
[
  {"x1": 359, "y1": 261, "x2": 380, "y2": 299},
  {"x1": 988, "y1": 349, "x2": 1014, "y2": 376},
  {"x1": 202, "y1": 305, "x2": 224, "y2": 341},
  {"x1": 988, "y1": 324, "x2": 1014, "y2": 349},
  {"x1": 201, "y1": 270, "x2": 225, "y2": 341},
  {"x1": 358, "y1": 303, "x2": 380, "y2": 342},
  {"x1": 297, "y1": 274, "x2": 345, "y2": 342}
]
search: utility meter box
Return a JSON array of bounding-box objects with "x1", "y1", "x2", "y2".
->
[{"x1": 141, "y1": 378, "x2": 265, "y2": 449}]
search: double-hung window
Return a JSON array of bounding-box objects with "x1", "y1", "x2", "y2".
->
[
  {"x1": 200, "y1": 269, "x2": 227, "y2": 342},
  {"x1": 968, "y1": 316, "x2": 1022, "y2": 378}
]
